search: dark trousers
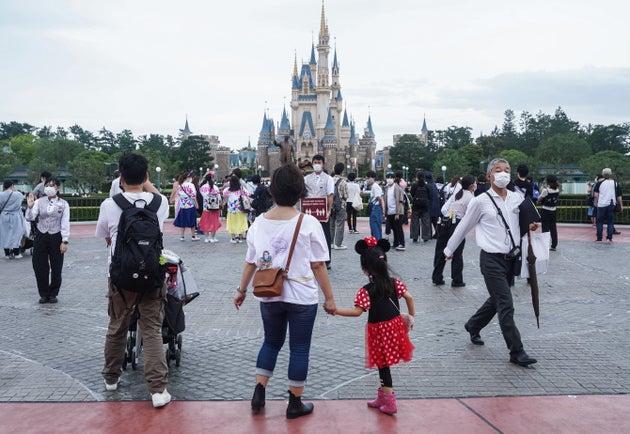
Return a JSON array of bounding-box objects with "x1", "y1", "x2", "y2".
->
[
  {"x1": 432, "y1": 224, "x2": 465, "y2": 284},
  {"x1": 466, "y1": 250, "x2": 524, "y2": 355},
  {"x1": 346, "y1": 203, "x2": 357, "y2": 232},
  {"x1": 32, "y1": 232, "x2": 64, "y2": 299},
  {"x1": 320, "y1": 220, "x2": 331, "y2": 266},
  {"x1": 540, "y1": 208, "x2": 558, "y2": 248},
  {"x1": 386, "y1": 214, "x2": 404, "y2": 248},
  {"x1": 596, "y1": 204, "x2": 615, "y2": 241}
]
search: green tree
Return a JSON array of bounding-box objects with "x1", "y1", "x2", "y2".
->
[
  {"x1": 586, "y1": 123, "x2": 630, "y2": 154},
  {"x1": 0, "y1": 121, "x2": 36, "y2": 140},
  {"x1": 458, "y1": 144, "x2": 485, "y2": 175},
  {"x1": 69, "y1": 124, "x2": 98, "y2": 150},
  {"x1": 389, "y1": 134, "x2": 431, "y2": 175},
  {"x1": 0, "y1": 147, "x2": 18, "y2": 180},
  {"x1": 434, "y1": 126, "x2": 473, "y2": 150},
  {"x1": 497, "y1": 149, "x2": 537, "y2": 178},
  {"x1": 579, "y1": 151, "x2": 630, "y2": 181},
  {"x1": 67, "y1": 150, "x2": 110, "y2": 194},
  {"x1": 29, "y1": 136, "x2": 86, "y2": 177},
  {"x1": 178, "y1": 135, "x2": 214, "y2": 172},
  {"x1": 535, "y1": 133, "x2": 591, "y2": 166},
  {"x1": 501, "y1": 109, "x2": 518, "y2": 149},
  {"x1": 7, "y1": 134, "x2": 38, "y2": 165},
  {"x1": 117, "y1": 129, "x2": 137, "y2": 153},
  {"x1": 433, "y1": 149, "x2": 470, "y2": 180},
  {"x1": 476, "y1": 128, "x2": 504, "y2": 159}
]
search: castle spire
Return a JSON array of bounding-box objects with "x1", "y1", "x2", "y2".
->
[
  {"x1": 320, "y1": 0, "x2": 328, "y2": 37},
  {"x1": 293, "y1": 50, "x2": 298, "y2": 77},
  {"x1": 310, "y1": 43, "x2": 316, "y2": 65},
  {"x1": 421, "y1": 114, "x2": 428, "y2": 132}
]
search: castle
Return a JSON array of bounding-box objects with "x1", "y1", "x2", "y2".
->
[{"x1": 256, "y1": 2, "x2": 377, "y2": 175}]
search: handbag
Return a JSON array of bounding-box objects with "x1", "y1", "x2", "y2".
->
[
  {"x1": 252, "y1": 213, "x2": 304, "y2": 297},
  {"x1": 614, "y1": 201, "x2": 622, "y2": 213},
  {"x1": 352, "y1": 190, "x2": 363, "y2": 211},
  {"x1": 388, "y1": 297, "x2": 413, "y2": 332},
  {"x1": 240, "y1": 194, "x2": 251, "y2": 212}
]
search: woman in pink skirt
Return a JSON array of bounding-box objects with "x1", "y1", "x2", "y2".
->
[{"x1": 199, "y1": 173, "x2": 222, "y2": 243}]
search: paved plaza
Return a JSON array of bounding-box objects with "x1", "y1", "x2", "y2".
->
[{"x1": 0, "y1": 220, "x2": 628, "y2": 432}]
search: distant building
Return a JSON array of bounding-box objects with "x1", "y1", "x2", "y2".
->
[
  {"x1": 180, "y1": 117, "x2": 230, "y2": 179},
  {"x1": 257, "y1": 2, "x2": 377, "y2": 175},
  {"x1": 393, "y1": 115, "x2": 429, "y2": 146}
]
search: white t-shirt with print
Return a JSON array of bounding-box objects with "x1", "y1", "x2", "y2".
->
[{"x1": 246, "y1": 213, "x2": 329, "y2": 305}]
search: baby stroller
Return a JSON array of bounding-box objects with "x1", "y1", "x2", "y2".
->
[{"x1": 123, "y1": 250, "x2": 199, "y2": 370}]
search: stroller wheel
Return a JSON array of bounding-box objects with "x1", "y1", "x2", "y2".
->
[
  {"x1": 165, "y1": 349, "x2": 171, "y2": 366},
  {"x1": 175, "y1": 349, "x2": 181, "y2": 367},
  {"x1": 131, "y1": 349, "x2": 137, "y2": 370},
  {"x1": 177, "y1": 335, "x2": 183, "y2": 350},
  {"x1": 122, "y1": 355, "x2": 128, "y2": 370}
]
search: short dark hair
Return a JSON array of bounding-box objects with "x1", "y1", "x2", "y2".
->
[
  {"x1": 45, "y1": 176, "x2": 61, "y2": 187},
  {"x1": 40, "y1": 171, "x2": 52, "y2": 179},
  {"x1": 118, "y1": 153, "x2": 148, "y2": 186},
  {"x1": 348, "y1": 172, "x2": 357, "y2": 181},
  {"x1": 232, "y1": 168, "x2": 243, "y2": 179},
  {"x1": 269, "y1": 164, "x2": 306, "y2": 206},
  {"x1": 366, "y1": 170, "x2": 377, "y2": 179},
  {"x1": 312, "y1": 154, "x2": 325, "y2": 163},
  {"x1": 251, "y1": 174, "x2": 261, "y2": 184},
  {"x1": 3, "y1": 179, "x2": 13, "y2": 190},
  {"x1": 333, "y1": 163, "x2": 344, "y2": 175},
  {"x1": 517, "y1": 164, "x2": 529, "y2": 177},
  {"x1": 229, "y1": 175, "x2": 240, "y2": 191},
  {"x1": 394, "y1": 171, "x2": 403, "y2": 180}
]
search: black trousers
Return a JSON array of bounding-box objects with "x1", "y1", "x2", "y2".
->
[
  {"x1": 346, "y1": 203, "x2": 357, "y2": 232},
  {"x1": 541, "y1": 208, "x2": 557, "y2": 248},
  {"x1": 465, "y1": 250, "x2": 523, "y2": 355},
  {"x1": 386, "y1": 214, "x2": 405, "y2": 248},
  {"x1": 32, "y1": 232, "x2": 64, "y2": 299},
  {"x1": 320, "y1": 220, "x2": 331, "y2": 266},
  {"x1": 432, "y1": 223, "x2": 465, "y2": 284}
]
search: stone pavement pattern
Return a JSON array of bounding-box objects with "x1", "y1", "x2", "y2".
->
[{"x1": 0, "y1": 222, "x2": 628, "y2": 405}]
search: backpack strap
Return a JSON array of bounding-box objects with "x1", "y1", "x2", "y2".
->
[
  {"x1": 112, "y1": 193, "x2": 133, "y2": 211},
  {"x1": 145, "y1": 193, "x2": 162, "y2": 213}
]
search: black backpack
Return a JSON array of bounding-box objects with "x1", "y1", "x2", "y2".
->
[
  {"x1": 110, "y1": 193, "x2": 164, "y2": 293},
  {"x1": 412, "y1": 185, "x2": 429, "y2": 211}
]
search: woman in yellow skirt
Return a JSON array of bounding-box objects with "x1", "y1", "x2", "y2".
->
[{"x1": 223, "y1": 175, "x2": 250, "y2": 243}]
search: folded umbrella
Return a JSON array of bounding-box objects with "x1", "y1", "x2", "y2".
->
[{"x1": 527, "y1": 229, "x2": 540, "y2": 328}]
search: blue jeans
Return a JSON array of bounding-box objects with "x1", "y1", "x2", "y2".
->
[
  {"x1": 596, "y1": 204, "x2": 615, "y2": 241},
  {"x1": 257, "y1": 302, "x2": 317, "y2": 387},
  {"x1": 369, "y1": 204, "x2": 383, "y2": 240}
]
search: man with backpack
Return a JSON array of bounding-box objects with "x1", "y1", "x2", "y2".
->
[
  {"x1": 95, "y1": 153, "x2": 171, "y2": 408},
  {"x1": 330, "y1": 163, "x2": 349, "y2": 250},
  {"x1": 409, "y1": 171, "x2": 432, "y2": 242}
]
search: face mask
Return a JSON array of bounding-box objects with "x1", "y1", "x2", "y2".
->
[
  {"x1": 44, "y1": 186, "x2": 57, "y2": 197},
  {"x1": 492, "y1": 172, "x2": 511, "y2": 189},
  {"x1": 386, "y1": 178, "x2": 394, "y2": 185},
  {"x1": 313, "y1": 164, "x2": 322, "y2": 173}
]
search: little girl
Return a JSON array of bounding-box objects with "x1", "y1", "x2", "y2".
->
[
  {"x1": 335, "y1": 237, "x2": 415, "y2": 415},
  {"x1": 199, "y1": 173, "x2": 222, "y2": 243}
]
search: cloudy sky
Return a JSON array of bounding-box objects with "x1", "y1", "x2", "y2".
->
[{"x1": 1, "y1": 0, "x2": 629, "y2": 150}]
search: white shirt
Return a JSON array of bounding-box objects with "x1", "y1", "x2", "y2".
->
[
  {"x1": 369, "y1": 182, "x2": 383, "y2": 204},
  {"x1": 246, "y1": 213, "x2": 329, "y2": 305},
  {"x1": 347, "y1": 182, "x2": 360, "y2": 203},
  {"x1": 109, "y1": 177, "x2": 123, "y2": 197},
  {"x1": 595, "y1": 179, "x2": 618, "y2": 207},
  {"x1": 304, "y1": 171, "x2": 334, "y2": 198},
  {"x1": 441, "y1": 189, "x2": 474, "y2": 219},
  {"x1": 444, "y1": 189, "x2": 523, "y2": 256},
  {"x1": 95, "y1": 192, "x2": 170, "y2": 261},
  {"x1": 25, "y1": 196, "x2": 70, "y2": 242}
]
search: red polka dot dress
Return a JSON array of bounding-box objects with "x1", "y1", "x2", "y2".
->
[{"x1": 354, "y1": 278, "x2": 414, "y2": 369}]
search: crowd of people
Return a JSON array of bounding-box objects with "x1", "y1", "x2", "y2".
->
[{"x1": 1, "y1": 155, "x2": 624, "y2": 416}]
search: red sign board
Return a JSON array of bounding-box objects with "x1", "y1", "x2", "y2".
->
[{"x1": 300, "y1": 197, "x2": 328, "y2": 221}]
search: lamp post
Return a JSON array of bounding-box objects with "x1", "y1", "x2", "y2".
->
[
  {"x1": 258, "y1": 165, "x2": 262, "y2": 177},
  {"x1": 441, "y1": 165, "x2": 447, "y2": 182},
  {"x1": 199, "y1": 167, "x2": 203, "y2": 179},
  {"x1": 346, "y1": 164, "x2": 350, "y2": 174},
  {"x1": 214, "y1": 164, "x2": 219, "y2": 182},
  {"x1": 155, "y1": 166, "x2": 161, "y2": 192},
  {"x1": 402, "y1": 165, "x2": 408, "y2": 181}
]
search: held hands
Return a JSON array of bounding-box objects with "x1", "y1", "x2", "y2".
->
[{"x1": 323, "y1": 298, "x2": 336, "y2": 315}]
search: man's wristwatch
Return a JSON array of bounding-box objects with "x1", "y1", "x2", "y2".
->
[
  {"x1": 236, "y1": 286, "x2": 247, "y2": 294},
  {"x1": 62, "y1": 241, "x2": 69, "y2": 245}
]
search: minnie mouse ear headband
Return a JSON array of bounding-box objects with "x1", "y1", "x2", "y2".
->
[{"x1": 355, "y1": 236, "x2": 391, "y2": 255}]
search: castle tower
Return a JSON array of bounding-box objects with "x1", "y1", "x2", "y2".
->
[
  {"x1": 315, "y1": 1, "x2": 331, "y2": 139},
  {"x1": 321, "y1": 108, "x2": 338, "y2": 171},
  {"x1": 420, "y1": 115, "x2": 428, "y2": 145},
  {"x1": 181, "y1": 116, "x2": 192, "y2": 140}
]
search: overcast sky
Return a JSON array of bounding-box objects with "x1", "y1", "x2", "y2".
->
[{"x1": 1, "y1": 0, "x2": 629, "y2": 150}]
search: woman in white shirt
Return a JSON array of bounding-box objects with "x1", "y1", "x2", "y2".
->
[
  {"x1": 432, "y1": 175, "x2": 475, "y2": 287},
  {"x1": 233, "y1": 163, "x2": 336, "y2": 420},
  {"x1": 345, "y1": 172, "x2": 361, "y2": 233}
]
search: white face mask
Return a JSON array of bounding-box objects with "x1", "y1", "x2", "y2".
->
[
  {"x1": 313, "y1": 164, "x2": 322, "y2": 173},
  {"x1": 492, "y1": 172, "x2": 511, "y2": 189},
  {"x1": 44, "y1": 186, "x2": 57, "y2": 197},
  {"x1": 386, "y1": 178, "x2": 394, "y2": 185}
]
